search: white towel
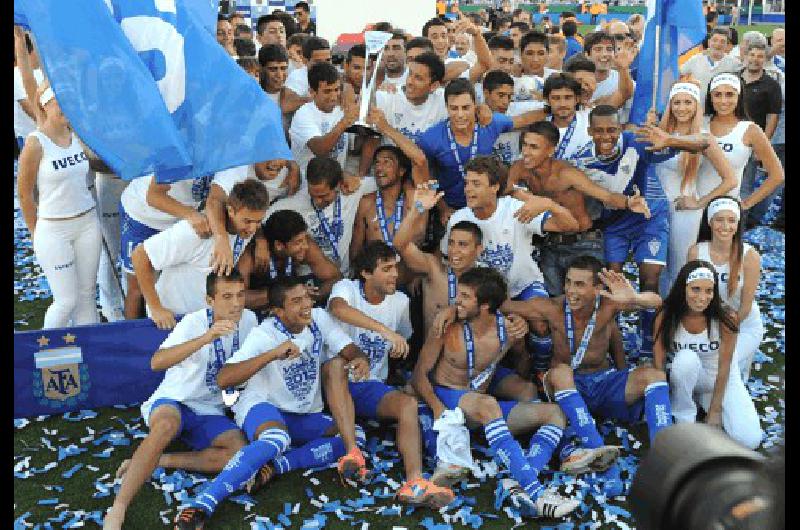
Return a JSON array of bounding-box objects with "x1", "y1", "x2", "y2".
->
[{"x1": 433, "y1": 408, "x2": 476, "y2": 471}]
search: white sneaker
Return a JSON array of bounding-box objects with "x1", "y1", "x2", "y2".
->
[
  {"x1": 500, "y1": 478, "x2": 580, "y2": 519},
  {"x1": 559, "y1": 445, "x2": 620, "y2": 475},
  {"x1": 430, "y1": 462, "x2": 471, "y2": 487}
]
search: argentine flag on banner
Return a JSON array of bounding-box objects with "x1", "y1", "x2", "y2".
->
[
  {"x1": 629, "y1": 0, "x2": 706, "y2": 125},
  {"x1": 14, "y1": 0, "x2": 292, "y2": 183}
]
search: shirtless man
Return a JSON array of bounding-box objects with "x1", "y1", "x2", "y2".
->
[
  {"x1": 412, "y1": 267, "x2": 586, "y2": 519},
  {"x1": 504, "y1": 119, "x2": 651, "y2": 386},
  {"x1": 501, "y1": 256, "x2": 673, "y2": 492}
]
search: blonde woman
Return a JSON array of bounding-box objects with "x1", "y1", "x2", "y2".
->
[
  {"x1": 17, "y1": 82, "x2": 102, "y2": 328},
  {"x1": 651, "y1": 77, "x2": 736, "y2": 287}
]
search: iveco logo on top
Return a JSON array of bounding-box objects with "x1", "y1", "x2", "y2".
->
[
  {"x1": 51, "y1": 152, "x2": 88, "y2": 171},
  {"x1": 672, "y1": 341, "x2": 720, "y2": 353}
]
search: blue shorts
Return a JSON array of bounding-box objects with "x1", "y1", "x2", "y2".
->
[
  {"x1": 120, "y1": 203, "x2": 160, "y2": 273},
  {"x1": 512, "y1": 281, "x2": 549, "y2": 301},
  {"x1": 573, "y1": 368, "x2": 644, "y2": 423},
  {"x1": 603, "y1": 205, "x2": 669, "y2": 266},
  {"x1": 486, "y1": 366, "x2": 516, "y2": 395},
  {"x1": 149, "y1": 398, "x2": 239, "y2": 451},
  {"x1": 242, "y1": 402, "x2": 336, "y2": 445},
  {"x1": 433, "y1": 385, "x2": 517, "y2": 422},
  {"x1": 348, "y1": 380, "x2": 397, "y2": 418}
]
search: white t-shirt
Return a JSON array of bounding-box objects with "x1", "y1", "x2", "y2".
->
[
  {"x1": 267, "y1": 177, "x2": 377, "y2": 274},
  {"x1": 550, "y1": 108, "x2": 593, "y2": 163},
  {"x1": 143, "y1": 219, "x2": 252, "y2": 316},
  {"x1": 213, "y1": 164, "x2": 288, "y2": 206},
  {"x1": 442, "y1": 197, "x2": 549, "y2": 297},
  {"x1": 141, "y1": 308, "x2": 258, "y2": 420},
  {"x1": 120, "y1": 174, "x2": 207, "y2": 230},
  {"x1": 328, "y1": 279, "x2": 412, "y2": 381},
  {"x1": 289, "y1": 101, "x2": 350, "y2": 177},
  {"x1": 284, "y1": 65, "x2": 310, "y2": 98},
  {"x1": 375, "y1": 89, "x2": 447, "y2": 144},
  {"x1": 514, "y1": 69, "x2": 559, "y2": 101},
  {"x1": 14, "y1": 67, "x2": 44, "y2": 139},
  {"x1": 590, "y1": 69, "x2": 619, "y2": 102},
  {"x1": 493, "y1": 100, "x2": 545, "y2": 164},
  {"x1": 227, "y1": 308, "x2": 354, "y2": 419}
]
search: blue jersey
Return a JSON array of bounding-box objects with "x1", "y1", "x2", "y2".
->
[
  {"x1": 416, "y1": 113, "x2": 514, "y2": 208},
  {"x1": 574, "y1": 131, "x2": 676, "y2": 229}
]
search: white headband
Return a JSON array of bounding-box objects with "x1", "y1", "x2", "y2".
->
[
  {"x1": 707, "y1": 197, "x2": 741, "y2": 224},
  {"x1": 687, "y1": 267, "x2": 715, "y2": 285},
  {"x1": 669, "y1": 82, "x2": 702, "y2": 104},
  {"x1": 39, "y1": 87, "x2": 55, "y2": 107},
  {"x1": 709, "y1": 73, "x2": 741, "y2": 94}
]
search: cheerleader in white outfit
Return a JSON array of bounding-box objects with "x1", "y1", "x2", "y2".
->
[
  {"x1": 653, "y1": 260, "x2": 762, "y2": 449},
  {"x1": 696, "y1": 73, "x2": 783, "y2": 216},
  {"x1": 653, "y1": 78, "x2": 737, "y2": 287},
  {"x1": 688, "y1": 197, "x2": 764, "y2": 382},
  {"x1": 17, "y1": 84, "x2": 102, "y2": 328}
]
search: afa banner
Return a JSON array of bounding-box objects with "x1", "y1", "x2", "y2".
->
[
  {"x1": 14, "y1": 319, "x2": 172, "y2": 419},
  {"x1": 14, "y1": 0, "x2": 292, "y2": 184}
]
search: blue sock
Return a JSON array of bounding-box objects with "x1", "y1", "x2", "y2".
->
[
  {"x1": 273, "y1": 436, "x2": 346, "y2": 475},
  {"x1": 527, "y1": 333, "x2": 553, "y2": 372},
  {"x1": 554, "y1": 425, "x2": 578, "y2": 462},
  {"x1": 417, "y1": 404, "x2": 438, "y2": 458},
  {"x1": 193, "y1": 428, "x2": 290, "y2": 515},
  {"x1": 644, "y1": 381, "x2": 673, "y2": 442},
  {"x1": 639, "y1": 308, "x2": 656, "y2": 358},
  {"x1": 484, "y1": 418, "x2": 543, "y2": 499},
  {"x1": 527, "y1": 424, "x2": 562, "y2": 473},
  {"x1": 553, "y1": 389, "x2": 604, "y2": 449}
]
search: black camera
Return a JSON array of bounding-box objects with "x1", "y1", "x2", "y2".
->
[{"x1": 630, "y1": 423, "x2": 783, "y2": 530}]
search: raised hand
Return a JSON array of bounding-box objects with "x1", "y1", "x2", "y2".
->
[
  {"x1": 635, "y1": 124, "x2": 671, "y2": 152},
  {"x1": 504, "y1": 314, "x2": 530, "y2": 341},
  {"x1": 367, "y1": 106, "x2": 390, "y2": 133},
  {"x1": 206, "y1": 320, "x2": 237, "y2": 341},
  {"x1": 513, "y1": 195, "x2": 554, "y2": 224},
  {"x1": 597, "y1": 268, "x2": 638, "y2": 305},
  {"x1": 210, "y1": 236, "x2": 235, "y2": 275},
  {"x1": 413, "y1": 180, "x2": 444, "y2": 212},
  {"x1": 627, "y1": 186, "x2": 651, "y2": 218}
]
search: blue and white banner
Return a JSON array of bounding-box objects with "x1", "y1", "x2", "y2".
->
[
  {"x1": 14, "y1": 319, "x2": 173, "y2": 418},
  {"x1": 629, "y1": 0, "x2": 706, "y2": 125},
  {"x1": 14, "y1": 0, "x2": 292, "y2": 183}
]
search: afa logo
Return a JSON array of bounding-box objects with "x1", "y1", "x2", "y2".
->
[{"x1": 31, "y1": 334, "x2": 90, "y2": 409}]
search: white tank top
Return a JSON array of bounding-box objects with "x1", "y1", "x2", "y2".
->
[
  {"x1": 671, "y1": 319, "x2": 721, "y2": 361},
  {"x1": 696, "y1": 241, "x2": 761, "y2": 327},
  {"x1": 28, "y1": 130, "x2": 95, "y2": 219},
  {"x1": 655, "y1": 136, "x2": 696, "y2": 201},
  {"x1": 696, "y1": 118, "x2": 753, "y2": 198}
]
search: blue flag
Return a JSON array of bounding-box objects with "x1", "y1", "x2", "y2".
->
[
  {"x1": 629, "y1": 0, "x2": 706, "y2": 125},
  {"x1": 15, "y1": 0, "x2": 292, "y2": 183},
  {"x1": 14, "y1": 319, "x2": 172, "y2": 418}
]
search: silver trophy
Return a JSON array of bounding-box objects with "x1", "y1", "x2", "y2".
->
[{"x1": 345, "y1": 30, "x2": 394, "y2": 137}]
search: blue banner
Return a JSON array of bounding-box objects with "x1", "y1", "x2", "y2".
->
[
  {"x1": 14, "y1": 319, "x2": 173, "y2": 419},
  {"x1": 14, "y1": 0, "x2": 292, "y2": 183},
  {"x1": 629, "y1": 0, "x2": 706, "y2": 125}
]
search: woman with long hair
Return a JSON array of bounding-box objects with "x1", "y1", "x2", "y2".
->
[
  {"x1": 17, "y1": 82, "x2": 102, "y2": 328},
  {"x1": 653, "y1": 260, "x2": 761, "y2": 449},
  {"x1": 652, "y1": 76, "x2": 737, "y2": 287},
  {"x1": 696, "y1": 72, "x2": 783, "y2": 222},
  {"x1": 688, "y1": 196, "x2": 763, "y2": 382}
]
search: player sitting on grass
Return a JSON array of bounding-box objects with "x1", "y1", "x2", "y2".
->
[{"x1": 104, "y1": 271, "x2": 258, "y2": 530}]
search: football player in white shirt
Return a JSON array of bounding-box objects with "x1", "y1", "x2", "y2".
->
[
  {"x1": 518, "y1": 32, "x2": 560, "y2": 99},
  {"x1": 563, "y1": 53, "x2": 634, "y2": 111},
  {"x1": 258, "y1": 44, "x2": 290, "y2": 132},
  {"x1": 375, "y1": 53, "x2": 448, "y2": 144},
  {"x1": 289, "y1": 62, "x2": 359, "y2": 177},
  {"x1": 441, "y1": 155, "x2": 579, "y2": 301},
  {"x1": 282, "y1": 36, "x2": 332, "y2": 114},
  {"x1": 174, "y1": 277, "x2": 371, "y2": 528},
  {"x1": 237, "y1": 209, "x2": 342, "y2": 311},
  {"x1": 482, "y1": 70, "x2": 546, "y2": 164},
  {"x1": 132, "y1": 181, "x2": 269, "y2": 329},
  {"x1": 328, "y1": 242, "x2": 456, "y2": 507},
  {"x1": 379, "y1": 32, "x2": 409, "y2": 89},
  {"x1": 268, "y1": 157, "x2": 378, "y2": 276},
  {"x1": 206, "y1": 161, "x2": 300, "y2": 277},
  {"x1": 104, "y1": 272, "x2": 256, "y2": 530}
]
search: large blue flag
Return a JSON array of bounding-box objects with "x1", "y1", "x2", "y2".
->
[
  {"x1": 629, "y1": 0, "x2": 706, "y2": 125},
  {"x1": 15, "y1": 0, "x2": 292, "y2": 183},
  {"x1": 14, "y1": 319, "x2": 172, "y2": 418}
]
